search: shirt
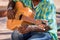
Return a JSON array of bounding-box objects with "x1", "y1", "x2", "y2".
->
[{"x1": 13, "y1": 0, "x2": 58, "y2": 40}]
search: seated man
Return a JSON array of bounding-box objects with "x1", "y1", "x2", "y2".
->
[{"x1": 8, "y1": 0, "x2": 58, "y2": 40}]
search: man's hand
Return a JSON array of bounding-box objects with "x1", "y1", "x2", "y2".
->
[
  {"x1": 17, "y1": 25, "x2": 31, "y2": 34},
  {"x1": 18, "y1": 24, "x2": 47, "y2": 34}
]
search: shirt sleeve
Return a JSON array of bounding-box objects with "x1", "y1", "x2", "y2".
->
[{"x1": 45, "y1": 5, "x2": 58, "y2": 40}]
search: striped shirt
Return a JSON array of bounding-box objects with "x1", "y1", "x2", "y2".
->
[{"x1": 13, "y1": 0, "x2": 58, "y2": 40}]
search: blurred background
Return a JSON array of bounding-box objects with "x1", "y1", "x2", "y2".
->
[{"x1": 0, "y1": 0, "x2": 60, "y2": 40}]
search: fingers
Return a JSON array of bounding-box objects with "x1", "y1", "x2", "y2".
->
[{"x1": 38, "y1": 24, "x2": 46, "y2": 31}]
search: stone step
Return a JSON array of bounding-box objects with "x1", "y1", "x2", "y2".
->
[
  {"x1": 0, "y1": 29, "x2": 12, "y2": 40},
  {"x1": 58, "y1": 31, "x2": 60, "y2": 39},
  {"x1": 0, "y1": 34, "x2": 11, "y2": 40},
  {"x1": 0, "y1": 30, "x2": 12, "y2": 40},
  {"x1": 0, "y1": 30, "x2": 13, "y2": 33}
]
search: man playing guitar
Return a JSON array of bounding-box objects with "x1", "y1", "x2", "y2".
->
[{"x1": 7, "y1": 0, "x2": 57, "y2": 40}]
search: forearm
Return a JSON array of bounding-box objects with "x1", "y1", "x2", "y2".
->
[
  {"x1": 18, "y1": 24, "x2": 50, "y2": 34},
  {"x1": 27, "y1": 25, "x2": 45, "y2": 32},
  {"x1": 17, "y1": 25, "x2": 41, "y2": 34}
]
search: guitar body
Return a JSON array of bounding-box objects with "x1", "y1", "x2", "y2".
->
[{"x1": 7, "y1": 1, "x2": 34, "y2": 30}]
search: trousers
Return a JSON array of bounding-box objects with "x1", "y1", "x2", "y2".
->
[{"x1": 11, "y1": 30, "x2": 52, "y2": 40}]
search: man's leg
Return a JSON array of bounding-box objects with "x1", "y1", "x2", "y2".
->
[
  {"x1": 11, "y1": 30, "x2": 23, "y2": 40},
  {"x1": 28, "y1": 32, "x2": 52, "y2": 40},
  {"x1": 11, "y1": 30, "x2": 31, "y2": 40}
]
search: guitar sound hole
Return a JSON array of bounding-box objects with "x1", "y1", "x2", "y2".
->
[{"x1": 19, "y1": 14, "x2": 23, "y2": 20}]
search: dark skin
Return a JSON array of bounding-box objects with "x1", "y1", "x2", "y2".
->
[{"x1": 32, "y1": 0, "x2": 41, "y2": 6}]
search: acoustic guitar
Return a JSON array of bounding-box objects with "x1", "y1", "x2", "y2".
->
[
  {"x1": 7, "y1": 1, "x2": 34, "y2": 30},
  {"x1": 7, "y1": 1, "x2": 51, "y2": 34}
]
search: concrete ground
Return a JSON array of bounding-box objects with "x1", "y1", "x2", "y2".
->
[
  {"x1": 0, "y1": 17, "x2": 12, "y2": 40},
  {"x1": 0, "y1": 30, "x2": 12, "y2": 40}
]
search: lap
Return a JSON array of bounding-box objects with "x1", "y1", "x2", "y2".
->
[
  {"x1": 11, "y1": 30, "x2": 23, "y2": 40},
  {"x1": 12, "y1": 30, "x2": 52, "y2": 40},
  {"x1": 28, "y1": 32, "x2": 52, "y2": 40}
]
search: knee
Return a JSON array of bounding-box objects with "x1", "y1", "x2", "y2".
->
[
  {"x1": 11, "y1": 30, "x2": 23, "y2": 40},
  {"x1": 28, "y1": 32, "x2": 52, "y2": 40}
]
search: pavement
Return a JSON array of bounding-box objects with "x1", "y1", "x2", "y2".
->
[{"x1": 0, "y1": 17, "x2": 12, "y2": 40}]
